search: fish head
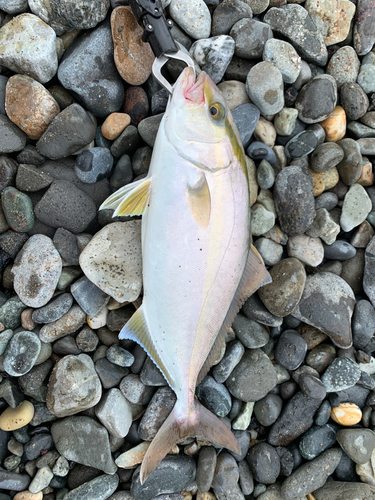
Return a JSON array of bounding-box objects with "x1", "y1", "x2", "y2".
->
[{"x1": 165, "y1": 67, "x2": 246, "y2": 173}]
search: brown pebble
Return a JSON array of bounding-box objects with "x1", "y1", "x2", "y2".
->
[
  {"x1": 21, "y1": 308, "x2": 36, "y2": 331},
  {"x1": 320, "y1": 106, "x2": 346, "y2": 142},
  {"x1": 350, "y1": 220, "x2": 375, "y2": 248},
  {"x1": 309, "y1": 167, "x2": 340, "y2": 196},
  {"x1": 331, "y1": 402, "x2": 362, "y2": 426},
  {"x1": 123, "y1": 86, "x2": 149, "y2": 126},
  {"x1": 298, "y1": 324, "x2": 328, "y2": 349},
  {"x1": 14, "y1": 492, "x2": 43, "y2": 500},
  {"x1": 5, "y1": 75, "x2": 60, "y2": 140},
  {"x1": 101, "y1": 113, "x2": 131, "y2": 140},
  {"x1": 111, "y1": 6, "x2": 154, "y2": 85},
  {"x1": 196, "y1": 493, "x2": 216, "y2": 500},
  {"x1": 357, "y1": 157, "x2": 373, "y2": 187}
]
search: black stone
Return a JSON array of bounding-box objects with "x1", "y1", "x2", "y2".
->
[
  {"x1": 274, "y1": 330, "x2": 307, "y2": 370},
  {"x1": 232, "y1": 104, "x2": 260, "y2": 149},
  {"x1": 299, "y1": 424, "x2": 337, "y2": 460},
  {"x1": 196, "y1": 375, "x2": 232, "y2": 417},
  {"x1": 247, "y1": 442, "x2": 280, "y2": 484}
]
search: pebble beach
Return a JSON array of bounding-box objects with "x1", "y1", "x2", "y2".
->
[{"x1": 0, "y1": 0, "x2": 375, "y2": 499}]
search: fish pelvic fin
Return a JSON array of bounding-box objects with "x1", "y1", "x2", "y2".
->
[
  {"x1": 99, "y1": 176, "x2": 152, "y2": 216},
  {"x1": 140, "y1": 398, "x2": 240, "y2": 484},
  {"x1": 197, "y1": 243, "x2": 272, "y2": 384}
]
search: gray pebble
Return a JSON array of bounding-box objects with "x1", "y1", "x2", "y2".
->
[
  {"x1": 321, "y1": 357, "x2": 361, "y2": 392},
  {"x1": 232, "y1": 313, "x2": 270, "y2": 349},
  {"x1": 263, "y1": 39, "x2": 301, "y2": 84},
  {"x1": 32, "y1": 293, "x2": 73, "y2": 324},
  {"x1": 75, "y1": 148, "x2": 113, "y2": 184},
  {"x1": 95, "y1": 388, "x2": 132, "y2": 439},
  {"x1": 211, "y1": 0, "x2": 253, "y2": 36},
  {"x1": 326, "y1": 46, "x2": 360, "y2": 88},
  {"x1": 230, "y1": 19, "x2": 272, "y2": 60},
  {"x1": 340, "y1": 82, "x2": 369, "y2": 121},
  {"x1": 246, "y1": 62, "x2": 284, "y2": 116},
  {"x1": 254, "y1": 394, "x2": 283, "y2": 426},
  {"x1": 71, "y1": 276, "x2": 109, "y2": 317},
  {"x1": 299, "y1": 424, "x2": 337, "y2": 460},
  {"x1": 0, "y1": 116, "x2": 27, "y2": 154},
  {"x1": 64, "y1": 474, "x2": 119, "y2": 500},
  {"x1": 196, "y1": 375, "x2": 232, "y2": 417},
  {"x1": 295, "y1": 75, "x2": 337, "y2": 124}
]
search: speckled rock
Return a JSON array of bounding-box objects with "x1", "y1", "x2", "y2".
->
[
  {"x1": 39, "y1": 304, "x2": 86, "y2": 342},
  {"x1": 246, "y1": 62, "x2": 284, "y2": 116},
  {"x1": 190, "y1": 36, "x2": 235, "y2": 84},
  {"x1": 32, "y1": 293, "x2": 73, "y2": 324},
  {"x1": 263, "y1": 39, "x2": 301, "y2": 84},
  {"x1": 80, "y1": 221, "x2": 142, "y2": 302},
  {"x1": 340, "y1": 184, "x2": 372, "y2": 232},
  {"x1": 1, "y1": 187, "x2": 34, "y2": 232},
  {"x1": 287, "y1": 234, "x2": 324, "y2": 266},
  {"x1": 230, "y1": 18, "x2": 273, "y2": 60},
  {"x1": 292, "y1": 272, "x2": 355, "y2": 348},
  {"x1": 314, "y1": 481, "x2": 375, "y2": 500},
  {"x1": 263, "y1": 5, "x2": 328, "y2": 66},
  {"x1": 0, "y1": 13, "x2": 58, "y2": 83},
  {"x1": 5, "y1": 75, "x2": 60, "y2": 140},
  {"x1": 363, "y1": 237, "x2": 375, "y2": 308},
  {"x1": 63, "y1": 474, "x2": 119, "y2": 500},
  {"x1": 295, "y1": 75, "x2": 337, "y2": 124},
  {"x1": 336, "y1": 138, "x2": 363, "y2": 185},
  {"x1": 211, "y1": 0, "x2": 253, "y2": 36},
  {"x1": 170, "y1": 0, "x2": 211, "y2": 40},
  {"x1": 274, "y1": 166, "x2": 315, "y2": 235},
  {"x1": 326, "y1": 46, "x2": 361, "y2": 88},
  {"x1": 353, "y1": 0, "x2": 375, "y2": 56},
  {"x1": 3, "y1": 331, "x2": 41, "y2": 377},
  {"x1": 0, "y1": 116, "x2": 27, "y2": 153},
  {"x1": 46, "y1": 354, "x2": 102, "y2": 417},
  {"x1": 111, "y1": 7, "x2": 154, "y2": 86},
  {"x1": 12, "y1": 235, "x2": 62, "y2": 308}
]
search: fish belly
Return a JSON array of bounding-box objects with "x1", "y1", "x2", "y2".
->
[{"x1": 141, "y1": 138, "x2": 250, "y2": 400}]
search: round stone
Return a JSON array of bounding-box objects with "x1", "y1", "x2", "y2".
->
[
  {"x1": 101, "y1": 113, "x2": 131, "y2": 141},
  {"x1": 170, "y1": 0, "x2": 211, "y2": 39},
  {"x1": 0, "y1": 13, "x2": 58, "y2": 83},
  {"x1": 196, "y1": 376, "x2": 232, "y2": 417},
  {"x1": 274, "y1": 330, "x2": 307, "y2": 370},
  {"x1": 326, "y1": 46, "x2": 360, "y2": 88},
  {"x1": 285, "y1": 130, "x2": 318, "y2": 158},
  {"x1": 254, "y1": 237, "x2": 283, "y2": 266},
  {"x1": 247, "y1": 442, "x2": 280, "y2": 484},
  {"x1": 336, "y1": 428, "x2": 375, "y2": 465},
  {"x1": 0, "y1": 400, "x2": 34, "y2": 431},
  {"x1": 258, "y1": 258, "x2": 306, "y2": 317},
  {"x1": 3, "y1": 331, "x2": 41, "y2": 377},
  {"x1": 95, "y1": 388, "x2": 132, "y2": 438},
  {"x1": 295, "y1": 75, "x2": 337, "y2": 124},
  {"x1": 12, "y1": 235, "x2": 62, "y2": 308},
  {"x1": 106, "y1": 345, "x2": 134, "y2": 368},
  {"x1": 211, "y1": 0, "x2": 252, "y2": 36},
  {"x1": 246, "y1": 61, "x2": 284, "y2": 116},
  {"x1": 263, "y1": 39, "x2": 301, "y2": 84},
  {"x1": 75, "y1": 148, "x2": 114, "y2": 184},
  {"x1": 310, "y1": 143, "x2": 345, "y2": 173},
  {"x1": 5, "y1": 74, "x2": 60, "y2": 140},
  {"x1": 254, "y1": 394, "x2": 283, "y2": 426},
  {"x1": 287, "y1": 234, "x2": 324, "y2": 267},
  {"x1": 306, "y1": 344, "x2": 336, "y2": 374},
  {"x1": 320, "y1": 106, "x2": 347, "y2": 142},
  {"x1": 340, "y1": 83, "x2": 369, "y2": 121},
  {"x1": 257, "y1": 160, "x2": 275, "y2": 190},
  {"x1": 247, "y1": 142, "x2": 276, "y2": 165},
  {"x1": 336, "y1": 138, "x2": 363, "y2": 185},
  {"x1": 251, "y1": 203, "x2": 275, "y2": 236},
  {"x1": 232, "y1": 314, "x2": 270, "y2": 349},
  {"x1": 1, "y1": 187, "x2": 34, "y2": 232},
  {"x1": 230, "y1": 18, "x2": 272, "y2": 60}
]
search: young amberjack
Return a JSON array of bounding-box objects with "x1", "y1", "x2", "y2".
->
[{"x1": 100, "y1": 67, "x2": 271, "y2": 483}]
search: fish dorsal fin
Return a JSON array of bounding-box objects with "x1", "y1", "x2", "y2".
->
[
  {"x1": 197, "y1": 244, "x2": 272, "y2": 384},
  {"x1": 187, "y1": 173, "x2": 211, "y2": 229},
  {"x1": 99, "y1": 177, "x2": 152, "y2": 216},
  {"x1": 119, "y1": 305, "x2": 174, "y2": 388}
]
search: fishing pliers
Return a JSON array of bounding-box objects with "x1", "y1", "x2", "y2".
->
[{"x1": 128, "y1": 0, "x2": 196, "y2": 93}]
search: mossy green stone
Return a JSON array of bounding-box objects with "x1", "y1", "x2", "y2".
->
[{"x1": 1, "y1": 187, "x2": 34, "y2": 232}]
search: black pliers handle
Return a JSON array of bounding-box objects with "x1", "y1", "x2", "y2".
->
[{"x1": 128, "y1": 0, "x2": 195, "y2": 93}]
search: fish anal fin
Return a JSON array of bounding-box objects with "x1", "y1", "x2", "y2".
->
[
  {"x1": 119, "y1": 306, "x2": 173, "y2": 388},
  {"x1": 99, "y1": 177, "x2": 152, "y2": 216},
  {"x1": 139, "y1": 398, "x2": 240, "y2": 484},
  {"x1": 187, "y1": 173, "x2": 211, "y2": 229},
  {"x1": 197, "y1": 245, "x2": 271, "y2": 384}
]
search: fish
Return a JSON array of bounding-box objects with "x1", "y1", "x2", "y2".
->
[{"x1": 100, "y1": 66, "x2": 271, "y2": 483}]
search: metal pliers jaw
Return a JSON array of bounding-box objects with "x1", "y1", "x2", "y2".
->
[{"x1": 128, "y1": 0, "x2": 196, "y2": 94}]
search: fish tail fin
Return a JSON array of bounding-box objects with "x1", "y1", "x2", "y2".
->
[{"x1": 140, "y1": 398, "x2": 240, "y2": 484}]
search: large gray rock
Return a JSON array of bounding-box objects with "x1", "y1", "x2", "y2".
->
[
  {"x1": 314, "y1": 481, "x2": 375, "y2": 500},
  {"x1": 292, "y1": 272, "x2": 355, "y2": 348},
  {"x1": 46, "y1": 354, "x2": 102, "y2": 417},
  {"x1": 51, "y1": 416, "x2": 117, "y2": 474},
  {"x1": 58, "y1": 20, "x2": 124, "y2": 118}
]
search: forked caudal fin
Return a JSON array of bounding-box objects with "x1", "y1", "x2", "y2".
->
[{"x1": 140, "y1": 398, "x2": 240, "y2": 484}]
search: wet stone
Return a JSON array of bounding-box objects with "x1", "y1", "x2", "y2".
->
[
  {"x1": 226, "y1": 348, "x2": 277, "y2": 402},
  {"x1": 212, "y1": 341, "x2": 245, "y2": 384},
  {"x1": 247, "y1": 442, "x2": 280, "y2": 484},
  {"x1": 321, "y1": 357, "x2": 361, "y2": 392},
  {"x1": 299, "y1": 424, "x2": 337, "y2": 460},
  {"x1": 231, "y1": 103, "x2": 260, "y2": 149},
  {"x1": 254, "y1": 393, "x2": 283, "y2": 427},
  {"x1": 263, "y1": 5, "x2": 328, "y2": 66},
  {"x1": 75, "y1": 148, "x2": 113, "y2": 184},
  {"x1": 246, "y1": 62, "x2": 284, "y2": 116},
  {"x1": 51, "y1": 416, "x2": 116, "y2": 474},
  {"x1": 295, "y1": 75, "x2": 337, "y2": 124},
  {"x1": 274, "y1": 166, "x2": 315, "y2": 235},
  {"x1": 292, "y1": 272, "x2": 355, "y2": 349},
  {"x1": 196, "y1": 375, "x2": 232, "y2": 417},
  {"x1": 1, "y1": 187, "x2": 34, "y2": 233},
  {"x1": 189, "y1": 36, "x2": 235, "y2": 84},
  {"x1": 230, "y1": 18, "x2": 272, "y2": 60},
  {"x1": 340, "y1": 83, "x2": 369, "y2": 121},
  {"x1": 46, "y1": 354, "x2": 102, "y2": 417}
]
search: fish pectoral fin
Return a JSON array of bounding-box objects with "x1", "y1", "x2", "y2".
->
[
  {"x1": 99, "y1": 177, "x2": 152, "y2": 216},
  {"x1": 197, "y1": 244, "x2": 271, "y2": 384},
  {"x1": 140, "y1": 398, "x2": 240, "y2": 484},
  {"x1": 119, "y1": 305, "x2": 173, "y2": 388},
  {"x1": 187, "y1": 173, "x2": 211, "y2": 230}
]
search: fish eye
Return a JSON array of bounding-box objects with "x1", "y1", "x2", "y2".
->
[{"x1": 209, "y1": 102, "x2": 225, "y2": 121}]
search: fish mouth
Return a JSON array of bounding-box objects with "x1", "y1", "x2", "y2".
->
[{"x1": 183, "y1": 68, "x2": 207, "y2": 105}]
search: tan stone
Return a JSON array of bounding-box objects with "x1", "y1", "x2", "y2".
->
[
  {"x1": 101, "y1": 113, "x2": 131, "y2": 140},
  {"x1": 21, "y1": 308, "x2": 36, "y2": 331},
  {"x1": 5, "y1": 74, "x2": 60, "y2": 140},
  {"x1": 111, "y1": 7, "x2": 154, "y2": 85},
  {"x1": 115, "y1": 441, "x2": 150, "y2": 468},
  {"x1": 298, "y1": 324, "x2": 328, "y2": 350},
  {"x1": 87, "y1": 306, "x2": 108, "y2": 330},
  {"x1": 14, "y1": 492, "x2": 43, "y2": 500},
  {"x1": 305, "y1": 0, "x2": 355, "y2": 46},
  {"x1": 320, "y1": 106, "x2": 346, "y2": 142},
  {"x1": 181, "y1": 492, "x2": 193, "y2": 500},
  {"x1": 184, "y1": 441, "x2": 200, "y2": 456},
  {"x1": 0, "y1": 401, "x2": 34, "y2": 431},
  {"x1": 331, "y1": 402, "x2": 362, "y2": 426},
  {"x1": 197, "y1": 493, "x2": 216, "y2": 500},
  {"x1": 357, "y1": 157, "x2": 374, "y2": 187},
  {"x1": 309, "y1": 167, "x2": 340, "y2": 196},
  {"x1": 254, "y1": 116, "x2": 276, "y2": 148},
  {"x1": 217, "y1": 81, "x2": 250, "y2": 110},
  {"x1": 246, "y1": 156, "x2": 258, "y2": 207}
]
